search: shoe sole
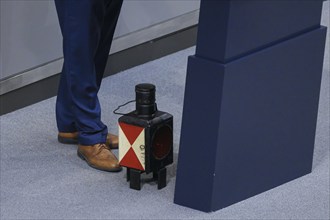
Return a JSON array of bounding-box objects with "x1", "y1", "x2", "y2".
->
[{"x1": 77, "y1": 151, "x2": 122, "y2": 172}]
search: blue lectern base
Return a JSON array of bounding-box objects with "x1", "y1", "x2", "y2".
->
[{"x1": 174, "y1": 27, "x2": 326, "y2": 212}]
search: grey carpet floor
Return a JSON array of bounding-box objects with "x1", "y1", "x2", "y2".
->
[{"x1": 1, "y1": 3, "x2": 329, "y2": 219}]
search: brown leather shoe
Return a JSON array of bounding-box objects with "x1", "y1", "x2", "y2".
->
[
  {"x1": 58, "y1": 132, "x2": 79, "y2": 144},
  {"x1": 77, "y1": 144, "x2": 122, "y2": 172},
  {"x1": 58, "y1": 132, "x2": 118, "y2": 149},
  {"x1": 106, "y1": 133, "x2": 118, "y2": 149}
]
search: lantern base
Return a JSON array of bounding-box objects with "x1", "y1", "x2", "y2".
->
[{"x1": 126, "y1": 167, "x2": 167, "y2": 190}]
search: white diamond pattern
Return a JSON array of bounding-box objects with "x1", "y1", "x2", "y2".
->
[
  {"x1": 118, "y1": 124, "x2": 131, "y2": 162},
  {"x1": 131, "y1": 129, "x2": 146, "y2": 169},
  {"x1": 118, "y1": 124, "x2": 145, "y2": 170}
]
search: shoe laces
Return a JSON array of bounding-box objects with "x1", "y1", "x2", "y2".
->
[
  {"x1": 99, "y1": 143, "x2": 109, "y2": 150},
  {"x1": 94, "y1": 143, "x2": 110, "y2": 156}
]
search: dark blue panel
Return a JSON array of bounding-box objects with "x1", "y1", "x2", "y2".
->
[
  {"x1": 212, "y1": 26, "x2": 327, "y2": 210},
  {"x1": 196, "y1": 0, "x2": 324, "y2": 63},
  {"x1": 174, "y1": 27, "x2": 327, "y2": 212},
  {"x1": 195, "y1": 0, "x2": 231, "y2": 62},
  {"x1": 174, "y1": 56, "x2": 225, "y2": 212}
]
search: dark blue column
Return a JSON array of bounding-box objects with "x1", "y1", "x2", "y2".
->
[{"x1": 174, "y1": 0, "x2": 327, "y2": 212}]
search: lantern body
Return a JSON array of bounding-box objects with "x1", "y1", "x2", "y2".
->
[{"x1": 119, "y1": 110, "x2": 173, "y2": 190}]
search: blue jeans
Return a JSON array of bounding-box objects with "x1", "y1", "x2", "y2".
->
[{"x1": 55, "y1": 0, "x2": 123, "y2": 145}]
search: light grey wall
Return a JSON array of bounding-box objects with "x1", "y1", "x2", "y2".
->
[
  {"x1": 0, "y1": 0, "x2": 200, "y2": 80},
  {"x1": 0, "y1": 0, "x2": 61, "y2": 80}
]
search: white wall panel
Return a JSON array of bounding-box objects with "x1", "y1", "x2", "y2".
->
[{"x1": 0, "y1": 0, "x2": 200, "y2": 81}]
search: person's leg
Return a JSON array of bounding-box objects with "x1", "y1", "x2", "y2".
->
[
  {"x1": 55, "y1": 0, "x2": 76, "y2": 134},
  {"x1": 94, "y1": 0, "x2": 123, "y2": 88},
  {"x1": 55, "y1": 0, "x2": 108, "y2": 145}
]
